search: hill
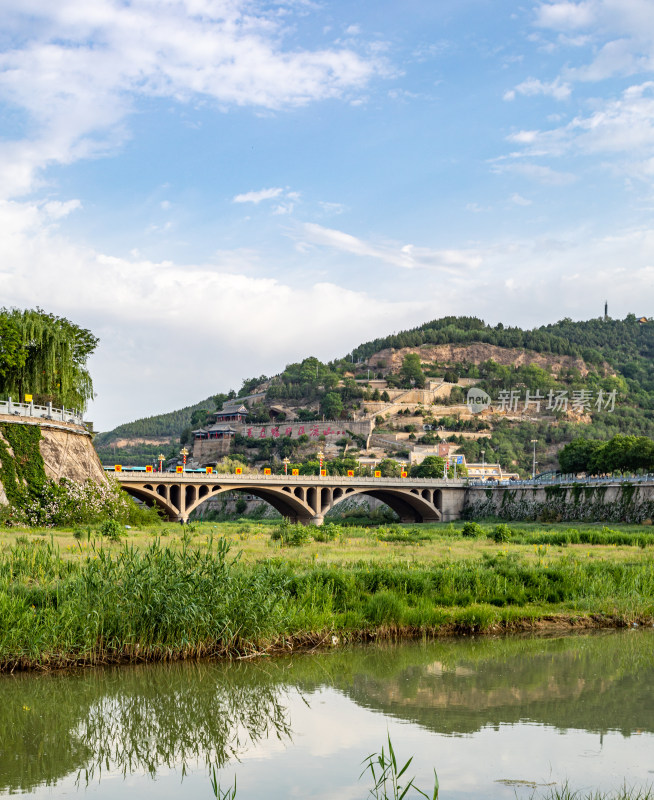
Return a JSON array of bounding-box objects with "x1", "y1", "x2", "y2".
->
[
  {"x1": 93, "y1": 314, "x2": 653, "y2": 475},
  {"x1": 92, "y1": 394, "x2": 231, "y2": 464}
]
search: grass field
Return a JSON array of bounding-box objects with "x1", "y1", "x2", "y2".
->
[
  {"x1": 4, "y1": 518, "x2": 654, "y2": 566},
  {"x1": 1, "y1": 518, "x2": 653, "y2": 671}
]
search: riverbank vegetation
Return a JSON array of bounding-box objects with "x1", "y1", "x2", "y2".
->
[{"x1": 1, "y1": 519, "x2": 653, "y2": 671}]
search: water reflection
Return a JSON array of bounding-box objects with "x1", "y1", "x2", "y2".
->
[
  {"x1": 1, "y1": 630, "x2": 653, "y2": 796},
  {"x1": 1, "y1": 661, "x2": 293, "y2": 793}
]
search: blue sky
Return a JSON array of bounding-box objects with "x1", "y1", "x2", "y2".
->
[{"x1": 1, "y1": 0, "x2": 653, "y2": 429}]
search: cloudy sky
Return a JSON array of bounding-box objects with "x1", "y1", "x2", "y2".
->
[{"x1": 2, "y1": 0, "x2": 654, "y2": 430}]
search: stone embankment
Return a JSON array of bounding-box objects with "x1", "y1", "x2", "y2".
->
[
  {"x1": 464, "y1": 481, "x2": 654, "y2": 523},
  {"x1": 0, "y1": 415, "x2": 106, "y2": 505}
]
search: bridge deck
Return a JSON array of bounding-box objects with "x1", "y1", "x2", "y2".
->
[{"x1": 114, "y1": 473, "x2": 466, "y2": 488}]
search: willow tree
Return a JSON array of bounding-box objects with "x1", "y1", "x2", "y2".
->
[{"x1": 0, "y1": 308, "x2": 98, "y2": 410}]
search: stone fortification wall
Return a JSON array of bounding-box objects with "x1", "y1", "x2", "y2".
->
[
  {"x1": 192, "y1": 437, "x2": 232, "y2": 464},
  {"x1": 464, "y1": 482, "x2": 654, "y2": 523}
]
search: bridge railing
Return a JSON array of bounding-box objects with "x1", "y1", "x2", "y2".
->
[
  {"x1": 0, "y1": 397, "x2": 84, "y2": 426},
  {"x1": 108, "y1": 468, "x2": 466, "y2": 486},
  {"x1": 468, "y1": 473, "x2": 654, "y2": 487}
]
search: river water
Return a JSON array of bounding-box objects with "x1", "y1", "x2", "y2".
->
[{"x1": 2, "y1": 631, "x2": 653, "y2": 798}]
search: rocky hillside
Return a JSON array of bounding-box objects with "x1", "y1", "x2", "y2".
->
[{"x1": 93, "y1": 314, "x2": 653, "y2": 476}]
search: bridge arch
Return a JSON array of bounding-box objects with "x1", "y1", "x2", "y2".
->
[
  {"x1": 121, "y1": 484, "x2": 179, "y2": 519},
  {"x1": 326, "y1": 487, "x2": 441, "y2": 523},
  {"x1": 184, "y1": 485, "x2": 314, "y2": 523}
]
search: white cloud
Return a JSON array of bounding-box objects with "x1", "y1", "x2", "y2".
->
[
  {"x1": 0, "y1": 199, "x2": 426, "y2": 428},
  {"x1": 504, "y1": 82, "x2": 654, "y2": 171},
  {"x1": 504, "y1": 77, "x2": 571, "y2": 101},
  {"x1": 534, "y1": 1, "x2": 654, "y2": 81},
  {"x1": 43, "y1": 199, "x2": 82, "y2": 219},
  {"x1": 318, "y1": 201, "x2": 346, "y2": 215},
  {"x1": 301, "y1": 223, "x2": 482, "y2": 270},
  {"x1": 506, "y1": 130, "x2": 542, "y2": 144},
  {"x1": 535, "y1": 2, "x2": 597, "y2": 31},
  {"x1": 493, "y1": 161, "x2": 576, "y2": 185},
  {"x1": 233, "y1": 188, "x2": 284, "y2": 204},
  {"x1": 510, "y1": 193, "x2": 532, "y2": 205},
  {"x1": 0, "y1": 0, "x2": 387, "y2": 199}
]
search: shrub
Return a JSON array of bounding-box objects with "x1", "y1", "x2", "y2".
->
[
  {"x1": 313, "y1": 522, "x2": 341, "y2": 543},
  {"x1": 100, "y1": 518, "x2": 124, "y2": 542},
  {"x1": 491, "y1": 523, "x2": 512, "y2": 543},
  {"x1": 462, "y1": 521, "x2": 484, "y2": 538},
  {"x1": 271, "y1": 518, "x2": 311, "y2": 547}
]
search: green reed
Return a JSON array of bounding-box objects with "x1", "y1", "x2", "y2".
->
[{"x1": 1, "y1": 537, "x2": 654, "y2": 670}]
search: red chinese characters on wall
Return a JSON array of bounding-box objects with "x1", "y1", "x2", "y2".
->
[{"x1": 242, "y1": 423, "x2": 356, "y2": 441}]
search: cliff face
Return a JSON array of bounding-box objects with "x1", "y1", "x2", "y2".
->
[
  {"x1": 373, "y1": 343, "x2": 602, "y2": 377},
  {"x1": 0, "y1": 416, "x2": 106, "y2": 506},
  {"x1": 39, "y1": 426, "x2": 107, "y2": 485}
]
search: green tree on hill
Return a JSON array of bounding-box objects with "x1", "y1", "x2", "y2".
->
[
  {"x1": 321, "y1": 392, "x2": 343, "y2": 419},
  {"x1": 400, "y1": 353, "x2": 425, "y2": 388}
]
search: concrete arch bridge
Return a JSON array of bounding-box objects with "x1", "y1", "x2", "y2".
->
[{"x1": 115, "y1": 473, "x2": 466, "y2": 525}]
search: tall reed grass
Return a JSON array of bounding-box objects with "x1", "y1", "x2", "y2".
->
[{"x1": 1, "y1": 537, "x2": 653, "y2": 670}]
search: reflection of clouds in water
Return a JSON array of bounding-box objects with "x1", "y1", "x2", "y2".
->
[
  {"x1": 10, "y1": 633, "x2": 654, "y2": 798},
  {"x1": 215, "y1": 698, "x2": 654, "y2": 800}
]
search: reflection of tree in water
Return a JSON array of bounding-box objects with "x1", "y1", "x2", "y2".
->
[
  {"x1": 0, "y1": 660, "x2": 293, "y2": 793},
  {"x1": 320, "y1": 631, "x2": 654, "y2": 738},
  {"x1": 2, "y1": 631, "x2": 653, "y2": 794}
]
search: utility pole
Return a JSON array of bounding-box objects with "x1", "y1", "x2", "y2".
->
[{"x1": 531, "y1": 439, "x2": 538, "y2": 479}]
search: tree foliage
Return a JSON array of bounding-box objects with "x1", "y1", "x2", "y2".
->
[
  {"x1": 399, "y1": 353, "x2": 425, "y2": 388},
  {"x1": 559, "y1": 435, "x2": 654, "y2": 474},
  {"x1": 0, "y1": 307, "x2": 98, "y2": 410},
  {"x1": 410, "y1": 456, "x2": 445, "y2": 478}
]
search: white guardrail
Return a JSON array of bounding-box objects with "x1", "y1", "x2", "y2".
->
[
  {"x1": 0, "y1": 397, "x2": 84, "y2": 426},
  {"x1": 468, "y1": 474, "x2": 654, "y2": 487}
]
